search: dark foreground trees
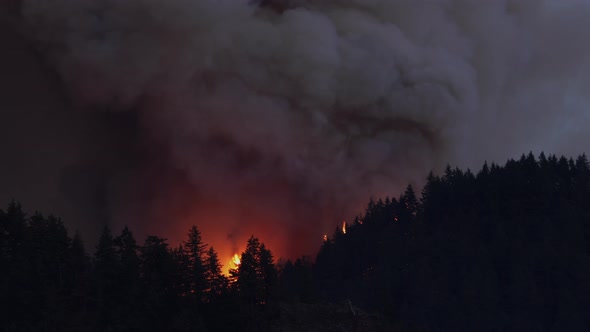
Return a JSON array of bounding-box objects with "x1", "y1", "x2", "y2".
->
[
  {"x1": 2, "y1": 152, "x2": 590, "y2": 331},
  {"x1": 300, "y1": 153, "x2": 590, "y2": 331},
  {"x1": 0, "y1": 210, "x2": 278, "y2": 331}
]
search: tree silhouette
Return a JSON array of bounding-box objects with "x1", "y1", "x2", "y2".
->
[
  {"x1": 2, "y1": 152, "x2": 590, "y2": 331},
  {"x1": 236, "y1": 236, "x2": 261, "y2": 305},
  {"x1": 183, "y1": 225, "x2": 208, "y2": 303},
  {"x1": 140, "y1": 236, "x2": 179, "y2": 329},
  {"x1": 313, "y1": 153, "x2": 590, "y2": 331},
  {"x1": 113, "y1": 226, "x2": 141, "y2": 327},
  {"x1": 94, "y1": 226, "x2": 120, "y2": 328},
  {"x1": 171, "y1": 243, "x2": 191, "y2": 297},
  {"x1": 66, "y1": 231, "x2": 91, "y2": 325},
  {"x1": 258, "y1": 243, "x2": 278, "y2": 306},
  {"x1": 204, "y1": 246, "x2": 228, "y2": 301}
]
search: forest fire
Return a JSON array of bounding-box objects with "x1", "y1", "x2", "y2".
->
[
  {"x1": 3, "y1": 0, "x2": 590, "y2": 328},
  {"x1": 222, "y1": 253, "x2": 241, "y2": 276},
  {"x1": 232, "y1": 253, "x2": 241, "y2": 266}
]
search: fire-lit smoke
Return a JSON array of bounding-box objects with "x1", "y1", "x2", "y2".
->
[{"x1": 1, "y1": 0, "x2": 590, "y2": 264}]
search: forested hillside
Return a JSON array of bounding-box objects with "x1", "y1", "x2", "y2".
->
[
  {"x1": 304, "y1": 153, "x2": 590, "y2": 331},
  {"x1": 2, "y1": 153, "x2": 589, "y2": 331}
]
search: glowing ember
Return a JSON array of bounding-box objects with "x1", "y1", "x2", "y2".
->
[{"x1": 342, "y1": 221, "x2": 347, "y2": 234}]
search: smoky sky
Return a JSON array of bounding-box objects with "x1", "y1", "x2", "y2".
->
[{"x1": 1, "y1": 0, "x2": 590, "y2": 262}]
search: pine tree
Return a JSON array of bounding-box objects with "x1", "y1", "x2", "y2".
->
[
  {"x1": 0, "y1": 201, "x2": 27, "y2": 263},
  {"x1": 67, "y1": 231, "x2": 90, "y2": 315},
  {"x1": 233, "y1": 236, "x2": 278, "y2": 307},
  {"x1": 140, "y1": 236, "x2": 179, "y2": 328},
  {"x1": 94, "y1": 226, "x2": 119, "y2": 328},
  {"x1": 113, "y1": 226, "x2": 140, "y2": 324},
  {"x1": 237, "y1": 236, "x2": 261, "y2": 304},
  {"x1": 204, "y1": 246, "x2": 227, "y2": 301},
  {"x1": 183, "y1": 225, "x2": 207, "y2": 302},
  {"x1": 258, "y1": 243, "x2": 278, "y2": 305},
  {"x1": 114, "y1": 226, "x2": 139, "y2": 271},
  {"x1": 171, "y1": 244, "x2": 191, "y2": 297},
  {"x1": 403, "y1": 184, "x2": 418, "y2": 215}
]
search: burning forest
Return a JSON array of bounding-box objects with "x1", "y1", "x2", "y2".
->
[
  {"x1": 3, "y1": 153, "x2": 590, "y2": 331},
  {"x1": 2, "y1": 0, "x2": 590, "y2": 330}
]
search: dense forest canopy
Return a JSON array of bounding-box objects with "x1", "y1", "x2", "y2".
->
[{"x1": 1, "y1": 152, "x2": 589, "y2": 331}]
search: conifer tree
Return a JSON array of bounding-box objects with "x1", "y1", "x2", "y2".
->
[
  {"x1": 204, "y1": 246, "x2": 227, "y2": 301},
  {"x1": 113, "y1": 226, "x2": 140, "y2": 322},
  {"x1": 183, "y1": 225, "x2": 207, "y2": 302},
  {"x1": 237, "y1": 236, "x2": 261, "y2": 304},
  {"x1": 258, "y1": 243, "x2": 278, "y2": 305},
  {"x1": 67, "y1": 231, "x2": 90, "y2": 315},
  {"x1": 94, "y1": 226, "x2": 119, "y2": 328},
  {"x1": 172, "y1": 243, "x2": 191, "y2": 297}
]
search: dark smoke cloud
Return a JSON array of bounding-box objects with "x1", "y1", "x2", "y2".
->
[{"x1": 1, "y1": 0, "x2": 590, "y2": 263}]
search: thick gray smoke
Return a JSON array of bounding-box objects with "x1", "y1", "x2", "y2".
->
[{"x1": 1, "y1": 0, "x2": 590, "y2": 260}]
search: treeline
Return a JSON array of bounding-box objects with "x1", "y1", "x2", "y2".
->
[
  {"x1": 3, "y1": 152, "x2": 590, "y2": 331},
  {"x1": 0, "y1": 208, "x2": 278, "y2": 331},
  {"x1": 284, "y1": 153, "x2": 590, "y2": 331}
]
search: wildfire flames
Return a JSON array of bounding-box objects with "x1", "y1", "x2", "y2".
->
[
  {"x1": 342, "y1": 221, "x2": 347, "y2": 234},
  {"x1": 220, "y1": 253, "x2": 242, "y2": 276},
  {"x1": 230, "y1": 253, "x2": 241, "y2": 269},
  {"x1": 323, "y1": 234, "x2": 328, "y2": 242}
]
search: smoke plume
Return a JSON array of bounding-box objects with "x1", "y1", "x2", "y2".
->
[{"x1": 1, "y1": 0, "x2": 590, "y2": 261}]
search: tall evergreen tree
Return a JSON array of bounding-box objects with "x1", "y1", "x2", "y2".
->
[
  {"x1": 171, "y1": 243, "x2": 191, "y2": 297},
  {"x1": 236, "y1": 236, "x2": 261, "y2": 305},
  {"x1": 94, "y1": 226, "x2": 119, "y2": 328},
  {"x1": 66, "y1": 231, "x2": 91, "y2": 317},
  {"x1": 258, "y1": 243, "x2": 278, "y2": 305},
  {"x1": 140, "y1": 236, "x2": 179, "y2": 329},
  {"x1": 183, "y1": 225, "x2": 208, "y2": 302},
  {"x1": 204, "y1": 246, "x2": 227, "y2": 301},
  {"x1": 113, "y1": 226, "x2": 140, "y2": 326},
  {"x1": 114, "y1": 226, "x2": 140, "y2": 272}
]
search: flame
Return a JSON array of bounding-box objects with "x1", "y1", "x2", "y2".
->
[
  {"x1": 232, "y1": 253, "x2": 241, "y2": 266},
  {"x1": 342, "y1": 221, "x2": 347, "y2": 234},
  {"x1": 221, "y1": 253, "x2": 242, "y2": 276},
  {"x1": 323, "y1": 234, "x2": 328, "y2": 241},
  {"x1": 230, "y1": 253, "x2": 241, "y2": 269}
]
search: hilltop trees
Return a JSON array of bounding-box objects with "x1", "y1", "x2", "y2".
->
[
  {"x1": 183, "y1": 225, "x2": 208, "y2": 303},
  {"x1": 204, "y1": 246, "x2": 228, "y2": 301},
  {"x1": 228, "y1": 236, "x2": 279, "y2": 330},
  {"x1": 139, "y1": 236, "x2": 180, "y2": 329},
  {"x1": 3, "y1": 152, "x2": 590, "y2": 331},
  {"x1": 0, "y1": 208, "x2": 279, "y2": 331},
  {"x1": 0, "y1": 204, "x2": 93, "y2": 330},
  {"x1": 232, "y1": 236, "x2": 278, "y2": 306},
  {"x1": 311, "y1": 153, "x2": 590, "y2": 331},
  {"x1": 94, "y1": 226, "x2": 119, "y2": 328}
]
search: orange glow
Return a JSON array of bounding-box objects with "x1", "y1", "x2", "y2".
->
[
  {"x1": 134, "y1": 185, "x2": 364, "y2": 277},
  {"x1": 222, "y1": 253, "x2": 241, "y2": 276},
  {"x1": 231, "y1": 253, "x2": 241, "y2": 267},
  {"x1": 323, "y1": 234, "x2": 328, "y2": 241},
  {"x1": 342, "y1": 221, "x2": 347, "y2": 234}
]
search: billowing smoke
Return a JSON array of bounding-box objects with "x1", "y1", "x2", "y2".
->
[{"x1": 1, "y1": 0, "x2": 590, "y2": 261}]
